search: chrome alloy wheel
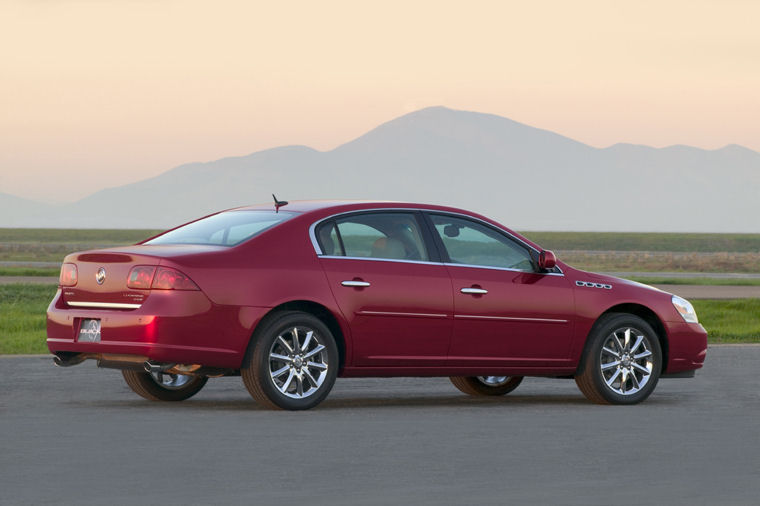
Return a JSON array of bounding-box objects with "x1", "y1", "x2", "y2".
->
[
  {"x1": 150, "y1": 372, "x2": 193, "y2": 390},
  {"x1": 599, "y1": 327, "x2": 654, "y2": 396},
  {"x1": 477, "y1": 376, "x2": 511, "y2": 387},
  {"x1": 268, "y1": 326, "x2": 329, "y2": 399}
]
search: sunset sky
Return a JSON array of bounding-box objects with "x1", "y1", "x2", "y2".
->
[{"x1": 2, "y1": 0, "x2": 758, "y2": 203}]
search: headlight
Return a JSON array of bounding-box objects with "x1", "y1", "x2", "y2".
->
[{"x1": 672, "y1": 295, "x2": 698, "y2": 323}]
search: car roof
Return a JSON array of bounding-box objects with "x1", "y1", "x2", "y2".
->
[
  {"x1": 229, "y1": 200, "x2": 485, "y2": 216},
  {"x1": 231, "y1": 200, "x2": 392, "y2": 213}
]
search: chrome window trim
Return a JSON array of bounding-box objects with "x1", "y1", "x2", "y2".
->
[
  {"x1": 319, "y1": 254, "x2": 443, "y2": 267},
  {"x1": 444, "y1": 262, "x2": 565, "y2": 276},
  {"x1": 308, "y1": 207, "x2": 564, "y2": 276},
  {"x1": 67, "y1": 301, "x2": 142, "y2": 309}
]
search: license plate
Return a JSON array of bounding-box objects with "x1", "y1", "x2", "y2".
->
[{"x1": 78, "y1": 319, "x2": 101, "y2": 343}]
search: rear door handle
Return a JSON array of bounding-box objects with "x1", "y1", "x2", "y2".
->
[
  {"x1": 342, "y1": 280, "x2": 371, "y2": 287},
  {"x1": 461, "y1": 287, "x2": 488, "y2": 295}
]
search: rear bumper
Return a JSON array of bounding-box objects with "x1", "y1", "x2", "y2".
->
[
  {"x1": 663, "y1": 320, "x2": 708, "y2": 374},
  {"x1": 46, "y1": 289, "x2": 269, "y2": 369}
]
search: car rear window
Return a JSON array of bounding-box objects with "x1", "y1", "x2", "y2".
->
[{"x1": 144, "y1": 210, "x2": 296, "y2": 246}]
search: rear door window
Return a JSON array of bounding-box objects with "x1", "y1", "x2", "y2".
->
[{"x1": 315, "y1": 212, "x2": 430, "y2": 261}]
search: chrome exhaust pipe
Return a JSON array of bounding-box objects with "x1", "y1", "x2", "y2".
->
[
  {"x1": 53, "y1": 353, "x2": 90, "y2": 367},
  {"x1": 143, "y1": 360, "x2": 175, "y2": 374}
]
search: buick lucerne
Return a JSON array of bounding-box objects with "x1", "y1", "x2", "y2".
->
[{"x1": 47, "y1": 200, "x2": 707, "y2": 409}]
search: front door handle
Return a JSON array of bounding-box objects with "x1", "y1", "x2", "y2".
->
[
  {"x1": 342, "y1": 280, "x2": 371, "y2": 287},
  {"x1": 461, "y1": 287, "x2": 488, "y2": 295}
]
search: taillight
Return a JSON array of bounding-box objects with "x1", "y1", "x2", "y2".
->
[
  {"x1": 127, "y1": 266, "x2": 156, "y2": 289},
  {"x1": 60, "y1": 263, "x2": 78, "y2": 287},
  {"x1": 126, "y1": 265, "x2": 199, "y2": 290},
  {"x1": 151, "y1": 267, "x2": 199, "y2": 291}
]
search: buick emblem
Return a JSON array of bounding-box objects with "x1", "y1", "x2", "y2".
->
[{"x1": 96, "y1": 267, "x2": 106, "y2": 285}]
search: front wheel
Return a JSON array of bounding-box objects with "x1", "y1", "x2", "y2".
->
[
  {"x1": 241, "y1": 311, "x2": 338, "y2": 410},
  {"x1": 450, "y1": 375, "x2": 524, "y2": 396},
  {"x1": 122, "y1": 370, "x2": 208, "y2": 401},
  {"x1": 575, "y1": 313, "x2": 662, "y2": 405}
]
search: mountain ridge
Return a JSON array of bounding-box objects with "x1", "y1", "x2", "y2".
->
[{"x1": 2, "y1": 106, "x2": 759, "y2": 231}]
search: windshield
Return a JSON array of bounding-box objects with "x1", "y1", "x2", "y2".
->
[{"x1": 144, "y1": 210, "x2": 296, "y2": 246}]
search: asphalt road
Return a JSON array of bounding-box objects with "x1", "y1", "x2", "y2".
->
[{"x1": 1, "y1": 346, "x2": 758, "y2": 506}]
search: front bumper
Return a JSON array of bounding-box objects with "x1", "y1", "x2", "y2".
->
[
  {"x1": 46, "y1": 289, "x2": 268, "y2": 369},
  {"x1": 663, "y1": 320, "x2": 708, "y2": 374}
]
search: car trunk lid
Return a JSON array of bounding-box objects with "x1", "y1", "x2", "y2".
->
[{"x1": 62, "y1": 252, "x2": 154, "y2": 309}]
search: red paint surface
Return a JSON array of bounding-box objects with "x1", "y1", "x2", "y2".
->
[{"x1": 47, "y1": 200, "x2": 707, "y2": 376}]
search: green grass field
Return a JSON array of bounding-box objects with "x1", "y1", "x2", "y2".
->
[
  {"x1": 0, "y1": 267, "x2": 60, "y2": 277},
  {"x1": 1, "y1": 283, "x2": 757, "y2": 355},
  {"x1": 692, "y1": 299, "x2": 760, "y2": 343},
  {"x1": 0, "y1": 284, "x2": 57, "y2": 354},
  {"x1": 0, "y1": 228, "x2": 161, "y2": 262}
]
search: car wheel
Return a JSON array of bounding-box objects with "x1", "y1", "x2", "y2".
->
[
  {"x1": 122, "y1": 370, "x2": 208, "y2": 401},
  {"x1": 450, "y1": 375, "x2": 524, "y2": 396},
  {"x1": 575, "y1": 313, "x2": 662, "y2": 405},
  {"x1": 242, "y1": 311, "x2": 339, "y2": 410}
]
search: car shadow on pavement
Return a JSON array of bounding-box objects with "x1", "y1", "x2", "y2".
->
[
  {"x1": 70, "y1": 388, "x2": 684, "y2": 411},
  {"x1": 75, "y1": 393, "x2": 622, "y2": 411}
]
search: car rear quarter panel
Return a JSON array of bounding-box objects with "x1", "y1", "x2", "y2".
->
[{"x1": 154, "y1": 214, "x2": 353, "y2": 364}]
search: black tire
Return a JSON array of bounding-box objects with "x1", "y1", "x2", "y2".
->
[
  {"x1": 122, "y1": 370, "x2": 208, "y2": 401},
  {"x1": 450, "y1": 376, "x2": 524, "y2": 396},
  {"x1": 241, "y1": 311, "x2": 338, "y2": 410},
  {"x1": 575, "y1": 313, "x2": 662, "y2": 405}
]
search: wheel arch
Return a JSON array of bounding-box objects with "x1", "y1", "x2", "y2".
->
[
  {"x1": 579, "y1": 303, "x2": 669, "y2": 374},
  {"x1": 244, "y1": 300, "x2": 348, "y2": 372}
]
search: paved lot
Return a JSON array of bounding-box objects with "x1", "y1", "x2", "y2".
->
[
  {"x1": 1, "y1": 346, "x2": 758, "y2": 506},
  {"x1": 652, "y1": 284, "x2": 760, "y2": 299}
]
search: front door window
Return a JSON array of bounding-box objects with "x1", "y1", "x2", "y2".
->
[{"x1": 429, "y1": 214, "x2": 533, "y2": 271}]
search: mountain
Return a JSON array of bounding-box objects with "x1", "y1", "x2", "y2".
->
[
  {"x1": 0, "y1": 192, "x2": 54, "y2": 226},
  {"x1": 3, "y1": 106, "x2": 760, "y2": 231}
]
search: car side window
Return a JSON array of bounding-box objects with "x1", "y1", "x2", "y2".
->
[
  {"x1": 430, "y1": 214, "x2": 534, "y2": 271},
  {"x1": 317, "y1": 213, "x2": 429, "y2": 261}
]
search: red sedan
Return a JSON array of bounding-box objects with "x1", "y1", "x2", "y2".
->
[{"x1": 47, "y1": 200, "x2": 707, "y2": 409}]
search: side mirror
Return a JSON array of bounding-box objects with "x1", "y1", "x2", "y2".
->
[{"x1": 538, "y1": 250, "x2": 557, "y2": 271}]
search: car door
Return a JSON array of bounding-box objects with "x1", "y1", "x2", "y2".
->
[
  {"x1": 315, "y1": 211, "x2": 453, "y2": 367},
  {"x1": 426, "y1": 213, "x2": 575, "y2": 369}
]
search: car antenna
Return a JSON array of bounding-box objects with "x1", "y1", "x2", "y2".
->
[{"x1": 272, "y1": 194, "x2": 288, "y2": 213}]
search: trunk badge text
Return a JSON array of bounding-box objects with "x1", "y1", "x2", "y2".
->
[{"x1": 96, "y1": 267, "x2": 106, "y2": 285}]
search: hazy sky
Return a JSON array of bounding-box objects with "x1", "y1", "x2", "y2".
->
[{"x1": 2, "y1": 0, "x2": 758, "y2": 203}]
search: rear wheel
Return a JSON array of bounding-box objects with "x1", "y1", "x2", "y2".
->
[
  {"x1": 450, "y1": 375, "x2": 524, "y2": 396},
  {"x1": 242, "y1": 311, "x2": 338, "y2": 410},
  {"x1": 575, "y1": 313, "x2": 662, "y2": 405},
  {"x1": 122, "y1": 370, "x2": 208, "y2": 401}
]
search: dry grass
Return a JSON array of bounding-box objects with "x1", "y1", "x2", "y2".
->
[{"x1": 559, "y1": 251, "x2": 760, "y2": 273}]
